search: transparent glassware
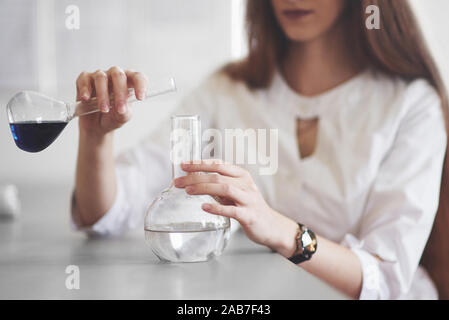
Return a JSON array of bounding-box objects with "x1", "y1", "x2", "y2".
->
[
  {"x1": 144, "y1": 115, "x2": 231, "y2": 263},
  {"x1": 6, "y1": 77, "x2": 176, "y2": 152}
]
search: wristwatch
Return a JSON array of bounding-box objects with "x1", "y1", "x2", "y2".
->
[{"x1": 288, "y1": 223, "x2": 317, "y2": 264}]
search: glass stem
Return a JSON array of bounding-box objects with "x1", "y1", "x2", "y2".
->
[
  {"x1": 66, "y1": 77, "x2": 176, "y2": 121},
  {"x1": 170, "y1": 115, "x2": 201, "y2": 181}
]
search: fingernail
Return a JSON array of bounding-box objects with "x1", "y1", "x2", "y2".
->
[
  {"x1": 202, "y1": 203, "x2": 212, "y2": 210},
  {"x1": 101, "y1": 103, "x2": 109, "y2": 113},
  {"x1": 117, "y1": 104, "x2": 126, "y2": 114},
  {"x1": 138, "y1": 90, "x2": 146, "y2": 100}
]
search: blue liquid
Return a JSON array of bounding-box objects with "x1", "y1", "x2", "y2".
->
[{"x1": 10, "y1": 121, "x2": 68, "y2": 153}]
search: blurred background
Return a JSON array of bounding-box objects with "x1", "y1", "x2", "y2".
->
[
  {"x1": 0, "y1": 0, "x2": 246, "y2": 186},
  {"x1": 0, "y1": 0, "x2": 448, "y2": 187}
]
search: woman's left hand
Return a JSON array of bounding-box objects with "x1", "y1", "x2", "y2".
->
[{"x1": 174, "y1": 160, "x2": 298, "y2": 257}]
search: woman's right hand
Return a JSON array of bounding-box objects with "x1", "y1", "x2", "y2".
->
[{"x1": 76, "y1": 66, "x2": 149, "y2": 137}]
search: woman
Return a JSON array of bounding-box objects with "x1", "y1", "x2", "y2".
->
[{"x1": 71, "y1": 0, "x2": 449, "y2": 299}]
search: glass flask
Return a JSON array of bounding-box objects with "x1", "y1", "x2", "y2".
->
[
  {"x1": 144, "y1": 115, "x2": 230, "y2": 263},
  {"x1": 6, "y1": 77, "x2": 176, "y2": 152}
]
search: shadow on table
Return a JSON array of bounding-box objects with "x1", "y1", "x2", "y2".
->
[{"x1": 228, "y1": 246, "x2": 273, "y2": 256}]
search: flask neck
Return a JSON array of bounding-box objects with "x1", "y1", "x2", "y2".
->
[{"x1": 170, "y1": 115, "x2": 201, "y2": 180}]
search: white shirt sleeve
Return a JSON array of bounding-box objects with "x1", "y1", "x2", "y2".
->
[
  {"x1": 71, "y1": 77, "x2": 220, "y2": 236},
  {"x1": 340, "y1": 80, "x2": 447, "y2": 299}
]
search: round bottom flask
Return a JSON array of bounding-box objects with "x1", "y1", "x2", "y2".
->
[{"x1": 144, "y1": 116, "x2": 230, "y2": 263}]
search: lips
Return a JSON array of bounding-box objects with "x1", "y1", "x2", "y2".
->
[{"x1": 282, "y1": 9, "x2": 314, "y2": 20}]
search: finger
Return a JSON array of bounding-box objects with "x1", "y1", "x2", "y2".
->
[
  {"x1": 186, "y1": 183, "x2": 246, "y2": 205},
  {"x1": 125, "y1": 70, "x2": 148, "y2": 100},
  {"x1": 76, "y1": 71, "x2": 93, "y2": 101},
  {"x1": 107, "y1": 66, "x2": 128, "y2": 114},
  {"x1": 113, "y1": 102, "x2": 133, "y2": 126},
  {"x1": 174, "y1": 173, "x2": 245, "y2": 189},
  {"x1": 92, "y1": 70, "x2": 110, "y2": 113},
  {"x1": 197, "y1": 159, "x2": 228, "y2": 165},
  {"x1": 181, "y1": 161, "x2": 248, "y2": 178},
  {"x1": 202, "y1": 203, "x2": 242, "y2": 220}
]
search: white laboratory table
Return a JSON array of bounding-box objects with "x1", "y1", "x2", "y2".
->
[{"x1": 0, "y1": 184, "x2": 346, "y2": 300}]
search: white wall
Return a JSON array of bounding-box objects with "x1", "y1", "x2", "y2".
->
[
  {"x1": 410, "y1": 0, "x2": 449, "y2": 90},
  {"x1": 1, "y1": 0, "x2": 448, "y2": 185}
]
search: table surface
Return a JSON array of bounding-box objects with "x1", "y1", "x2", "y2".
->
[{"x1": 0, "y1": 184, "x2": 346, "y2": 299}]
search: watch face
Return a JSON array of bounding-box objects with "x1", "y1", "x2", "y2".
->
[{"x1": 301, "y1": 230, "x2": 317, "y2": 253}]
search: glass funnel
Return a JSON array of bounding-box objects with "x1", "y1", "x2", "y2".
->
[
  {"x1": 144, "y1": 115, "x2": 230, "y2": 263},
  {"x1": 6, "y1": 77, "x2": 176, "y2": 152}
]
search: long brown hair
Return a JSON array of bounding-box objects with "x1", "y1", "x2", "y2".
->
[{"x1": 225, "y1": 0, "x2": 449, "y2": 299}]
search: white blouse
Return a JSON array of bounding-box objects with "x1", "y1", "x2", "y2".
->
[{"x1": 72, "y1": 68, "x2": 447, "y2": 300}]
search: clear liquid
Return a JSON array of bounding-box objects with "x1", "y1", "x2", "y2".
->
[{"x1": 145, "y1": 222, "x2": 230, "y2": 263}]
